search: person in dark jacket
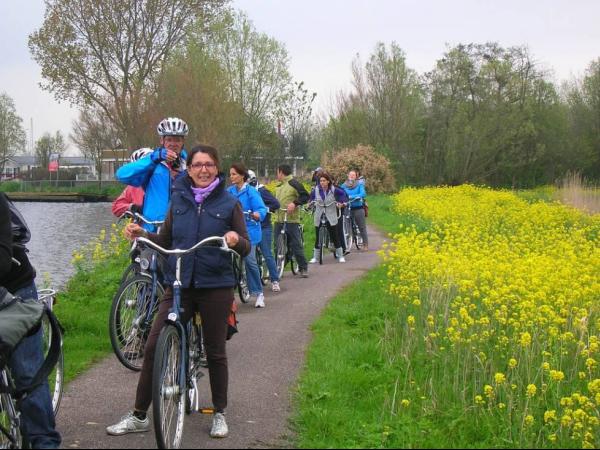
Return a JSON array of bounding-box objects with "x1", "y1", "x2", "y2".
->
[
  {"x1": 106, "y1": 145, "x2": 251, "y2": 440},
  {"x1": 0, "y1": 194, "x2": 61, "y2": 449},
  {"x1": 248, "y1": 170, "x2": 281, "y2": 292}
]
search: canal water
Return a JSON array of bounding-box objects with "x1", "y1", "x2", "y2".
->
[{"x1": 16, "y1": 202, "x2": 117, "y2": 289}]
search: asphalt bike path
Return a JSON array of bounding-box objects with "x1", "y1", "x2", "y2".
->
[{"x1": 57, "y1": 225, "x2": 384, "y2": 449}]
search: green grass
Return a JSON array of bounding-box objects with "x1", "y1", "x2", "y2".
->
[
  {"x1": 0, "y1": 181, "x2": 123, "y2": 198},
  {"x1": 54, "y1": 254, "x2": 128, "y2": 384}
]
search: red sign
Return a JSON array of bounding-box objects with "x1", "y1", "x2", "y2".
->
[{"x1": 48, "y1": 160, "x2": 59, "y2": 172}]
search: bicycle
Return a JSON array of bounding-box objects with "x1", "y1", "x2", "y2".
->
[
  {"x1": 307, "y1": 201, "x2": 340, "y2": 265},
  {"x1": 37, "y1": 289, "x2": 64, "y2": 417},
  {"x1": 274, "y1": 209, "x2": 303, "y2": 278},
  {"x1": 342, "y1": 197, "x2": 363, "y2": 250},
  {"x1": 255, "y1": 245, "x2": 269, "y2": 286},
  {"x1": 133, "y1": 236, "x2": 235, "y2": 449},
  {"x1": 109, "y1": 213, "x2": 166, "y2": 371},
  {"x1": 1, "y1": 280, "x2": 62, "y2": 449},
  {"x1": 341, "y1": 197, "x2": 364, "y2": 251}
]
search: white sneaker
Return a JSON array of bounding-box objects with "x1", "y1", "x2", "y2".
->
[
  {"x1": 255, "y1": 293, "x2": 265, "y2": 308},
  {"x1": 338, "y1": 256, "x2": 346, "y2": 263},
  {"x1": 210, "y1": 412, "x2": 229, "y2": 438},
  {"x1": 335, "y1": 248, "x2": 346, "y2": 263},
  {"x1": 309, "y1": 249, "x2": 319, "y2": 264},
  {"x1": 271, "y1": 281, "x2": 281, "y2": 292},
  {"x1": 106, "y1": 411, "x2": 150, "y2": 436}
]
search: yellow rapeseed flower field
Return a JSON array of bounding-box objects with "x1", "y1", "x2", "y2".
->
[{"x1": 380, "y1": 185, "x2": 599, "y2": 448}]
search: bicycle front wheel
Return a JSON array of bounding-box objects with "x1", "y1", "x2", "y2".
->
[
  {"x1": 343, "y1": 215, "x2": 353, "y2": 250},
  {"x1": 41, "y1": 313, "x2": 63, "y2": 417},
  {"x1": 318, "y1": 226, "x2": 328, "y2": 265},
  {"x1": 153, "y1": 324, "x2": 185, "y2": 449},
  {"x1": 237, "y1": 261, "x2": 251, "y2": 303},
  {"x1": 109, "y1": 275, "x2": 164, "y2": 371},
  {"x1": 0, "y1": 381, "x2": 22, "y2": 449},
  {"x1": 275, "y1": 234, "x2": 287, "y2": 279}
]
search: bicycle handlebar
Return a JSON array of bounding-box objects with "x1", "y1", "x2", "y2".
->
[
  {"x1": 11, "y1": 257, "x2": 21, "y2": 266},
  {"x1": 120, "y1": 211, "x2": 165, "y2": 227},
  {"x1": 135, "y1": 236, "x2": 234, "y2": 258}
]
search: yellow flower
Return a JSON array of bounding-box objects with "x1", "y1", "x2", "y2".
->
[
  {"x1": 519, "y1": 332, "x2": 532, "y2": 347},
  {"x1": 484, "y1": 385, "x2": 494, "y2": 399},
  {"x1": 549, "y1": 370, "x2": 565, "y2": 382},
  {"x1": 542, "y1": 362, "x2": 550, "y2": 371},
  {"x1": 407, "y1": 315, "x2": 416, "y2": 327},
  {"x1": 524, "y1": 415, "x2": 534, "y2": 426},
  {"x1": 475, "y1": 395, "x2": 485, "y2": 405},
  {"x1": 508, "y1": 358, "x2": 518, "y2": 369},
  {"x1": 494, "y1": 373, "x2": 506, "y2": 385},
  {"x1": 526, "y1": 384, "x2": 537, "y2": 398},
  {"x1": 544, "y1": 410, "x2": 556, "y2": 423},
  {"x1": 401, "y1": 399, "x2": 410, "y2": 408},
  {"x1": 561, "y1": 415, "x2": 573, "y2": 427}
]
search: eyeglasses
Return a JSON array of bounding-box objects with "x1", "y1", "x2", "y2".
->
[{"x1": 190, "y1": 162, "x2": 217, "y2": 170}]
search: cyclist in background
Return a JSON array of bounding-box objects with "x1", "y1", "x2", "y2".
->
[
  {"x1": 107, "y1": 145, "x2": 250, "y2": 439},
  {"x1": 227, "y1": 163, "x2": 268, "y2": 308},
  {"x1": 116, "y1": 117, "x2": 189, "y2": 231},
  {"x1": 111, "y1": 148, "x2": 152, "y2": 217},
  {"x1": 274, "y1": 164, "x2": 310, "y2": 278},
  {"x1": 341, "y1": 169, "x2": 369, "y2": 251},
  {"x1": 308, "y1": 172, "x2": 348, "y2": 264},
  {"x1": 0, "y1": 193, "x2": 61, "y2": 449},
  {"x1": 248, "y1": 170, "x2": 281, "y2": 292}
]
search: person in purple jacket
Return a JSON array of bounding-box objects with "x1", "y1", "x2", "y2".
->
[{"x1": 308, "y1": 171, "x2": 348, "y2": 264}]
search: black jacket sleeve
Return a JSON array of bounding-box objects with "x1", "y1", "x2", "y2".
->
[
  {"x1": 0, "y1": 195, "x2": 14, "y2": 278},
  {"x1": 259, "y1": 187, "x2": 280, "y2": 212},
  {"x1": 289, "y1": 179, "x2": 309, "y2": 206}
]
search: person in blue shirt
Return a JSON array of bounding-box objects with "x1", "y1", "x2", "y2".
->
[
  {"x1": 116, "y1": 117, "x2": 189, "y2": 231},
  {"x1": 247, "y1": 170, "x2": 281, "y2": 292},
  {"x1": 227, "y1": 163, "x2": 269, "y2": 308},
  {"x1": 341, "y1": 169, "x2": 369, "y2": 250}
]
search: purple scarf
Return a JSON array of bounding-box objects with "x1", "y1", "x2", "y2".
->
[
  {"x1": 318, "y1": 186, "x2": 331, "y2": 200},
  {"x1": 191, "y1": 178, "x2": 220, "y2": 205}
]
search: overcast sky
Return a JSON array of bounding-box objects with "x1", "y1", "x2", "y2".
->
[{"x1": 2, "y1": 0, "x2": 599, "y2": 154}]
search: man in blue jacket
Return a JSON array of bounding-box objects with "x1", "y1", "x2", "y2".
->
[
  {"x1": 116, "y1": 117, "x2": 189, "y2": 231},
  {"x1": 248, "y1": 170, "x2": 281, "y2": 292}
]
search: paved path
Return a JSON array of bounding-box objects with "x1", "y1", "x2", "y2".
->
[{"x1": 57, "y1": 226, "x2": 384, "y2": 449}]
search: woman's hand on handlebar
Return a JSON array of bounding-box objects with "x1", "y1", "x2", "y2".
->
[
  {"x1": 224, "y1": 231, "x2": 239, "y2": 248},
  {"x1": 124, "y1": 223, "x2": 146, "y2": 241}
]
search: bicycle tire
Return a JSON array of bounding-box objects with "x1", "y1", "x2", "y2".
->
[
  {"x1": 0, "y1": 378, "x2": 22, "y2": 449},
  {"x1": 318, "y1": 226, "x2": 328, "y2": 265},
  {"x1": 343, "y1": 214, "x2": 353, "y2": 250},
  {"x1": 354, "y1": 223, "x2": 364, "y2": 250},
  {"x1": 153, "y1": 324, "x2": 185, "y2": 449},
  {"x1": 256, "y1": 248, "x2": 268, "y2": 286},
  {"x1": 41, "y1": 313, "x2": 64, "y2": 417},
  {"x1": 237, "y1": 261, "x2": 251, "y2": 303},
  {"x1": 109, "y1": 275, "x2": 164, "y2": 371},
  {"x1": 119, "y1": 262, "x2": 140, "y2": 286},
  {"x1": 186, "y1": 320, "x2": 204, "y2": 415},
  {"x1": 275, "y1": 234, "x2": 287, "y2": 279}
]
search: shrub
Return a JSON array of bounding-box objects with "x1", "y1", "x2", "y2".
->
[{"x1": 321, "y1": 145, "x2": 396, "y2": 194}]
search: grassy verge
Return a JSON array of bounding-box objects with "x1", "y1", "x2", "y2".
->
[{"x1": 53, "y1": 227, "x2": 129, "y2": 384}]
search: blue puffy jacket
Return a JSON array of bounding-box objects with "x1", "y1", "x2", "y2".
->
[
  {"x1": 116, "y1": 150, "x2": 187, "y2": 231},
  {"x1": 226, "y1": 184, "x2": 267, "y2": 245},
  {"x1": 341, "y1": 182, "x2": 367, "y2": 209}
]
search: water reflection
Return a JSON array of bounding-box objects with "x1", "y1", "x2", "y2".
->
[{"x1": 16, "y1": 202, "x2": 117, "y2": 290}]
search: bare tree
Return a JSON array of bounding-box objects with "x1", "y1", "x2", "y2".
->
[
  {"x1": 29, "y1": 0, "x2": 226, "y2": 149},
  {"x1": 71, "y1": 106, "x2": 121, "y2": 187},
  {"x1": 35, "y1": 131, "x2": 66, "y2": 170},
  {"x1": 0, "y1": 94, "x2": 26, "y2": 178}
]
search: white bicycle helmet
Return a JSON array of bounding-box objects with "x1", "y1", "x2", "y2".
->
[
  {"x1": 156, "y1": 117, "x2": 189, "y2": 137},
  {"x1": 247, "y1": 169, "x2": 257, "y2": 184},
  {"x1": 130, "y1": 147, "x2": 153, "y2": 162}
]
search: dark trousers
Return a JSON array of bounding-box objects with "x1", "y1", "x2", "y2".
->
[
  {"x1": 274, "y1": 222, "x2": 308, "y2": 271},
  {"x1": 314, "y1": 223, "x2": 341, "y2": 249},
  {"x1": 135, "y1": 287, "x2": 233, "y2": 413}
]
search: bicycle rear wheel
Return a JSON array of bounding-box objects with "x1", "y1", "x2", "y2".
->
[
  {"x1": 153, "y1": 324, "x2": 185, "y2": 449},
  {"x1": 109, "y1": 275, "x2": 164, "y2": 371},
  {"x1": 275, "y1": 234, "x2": 287, "y2": 279},
  {"x1": 342, "y1": 214, "x2": 352, "y2": 250},
  {"x1": 41, "y1": 313, "x2": 63, "y2": 417},
  {"x1": 256, "y1": 248, "x2": 268, "y2": 286},
  {"x1": 354, "y1": 224, "x2": 364, "y2": 250},
  {"x1": 237, "y1": 261, "x2": 251, "y2": 303}
]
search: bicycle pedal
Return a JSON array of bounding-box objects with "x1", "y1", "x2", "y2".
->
[{"x1": 199, "y1": 408, "x2": 215, "y2": 415}]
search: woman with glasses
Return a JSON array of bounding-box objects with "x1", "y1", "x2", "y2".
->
[{"x1": 107, "y1": 145, "x2": 251, "y2": 439}]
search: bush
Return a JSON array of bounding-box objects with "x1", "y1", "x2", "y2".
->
[
  {"x1": 0, "y1": 181, "x2": 22, "y2": 192},
  {"x1": 322, "y1": 145, "x2": 396, "y2": 194}
]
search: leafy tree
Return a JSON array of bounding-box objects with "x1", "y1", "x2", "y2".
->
[
  {"x1": 277, "y1": 81, "x2": 317, "y2": 159},
  {"x1": 71, "y1": 106, "x2": 121, "y2": 186},
  {"x1": 29, "y1": 0, "x2": 227, "y2": 149},
  {"x1": 35, "y1": 131, "x2": 66, "y2": 169},
  {"x1": 0, "y1": 94, "x2": 26, "y2": 177}
]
